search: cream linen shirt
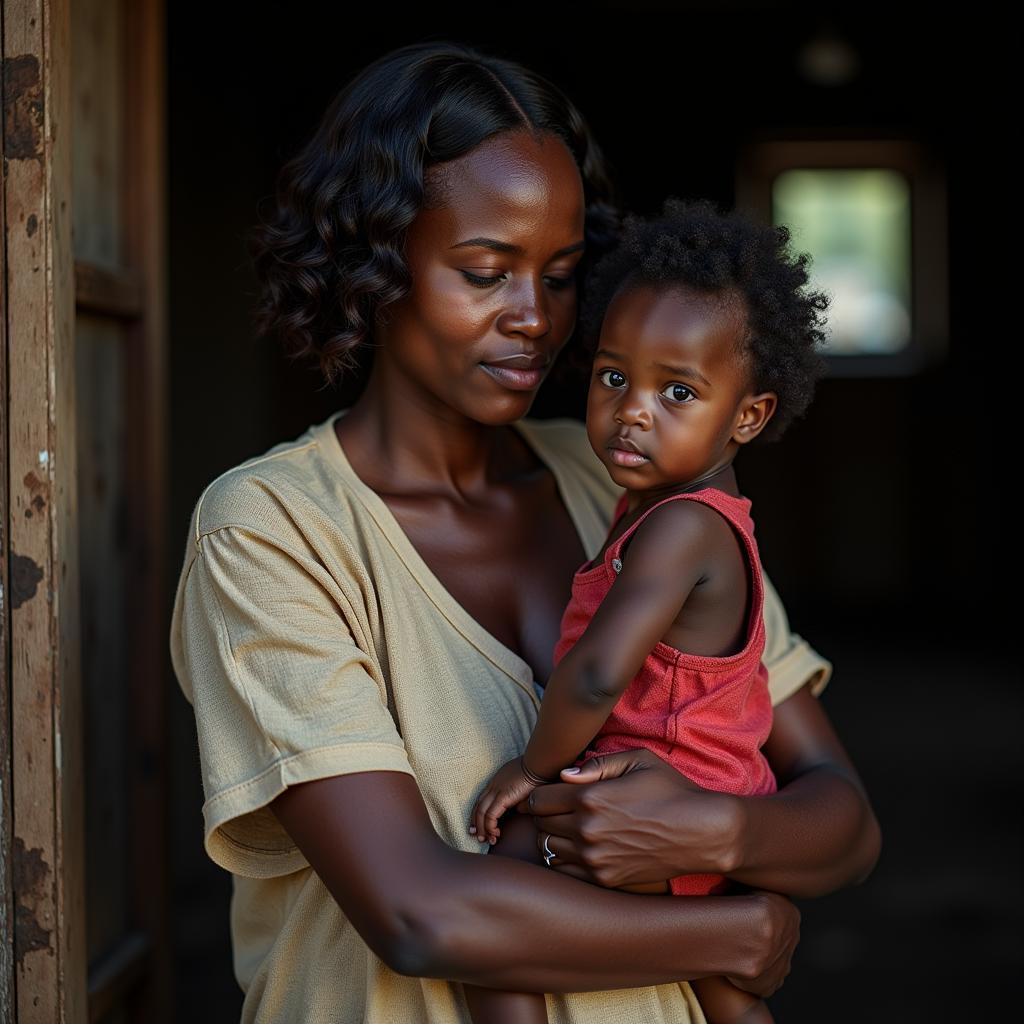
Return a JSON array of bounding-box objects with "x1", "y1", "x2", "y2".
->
[{"x1": 170, "y1": 412, "x2": 831, "y2": 1024}]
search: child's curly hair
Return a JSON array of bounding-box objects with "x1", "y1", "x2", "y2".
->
[{"x1": 582, "y1": 199, "x2": 829, "y2": 442}]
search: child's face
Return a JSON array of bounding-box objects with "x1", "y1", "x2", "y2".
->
[{"x1": 586, "y1": 283, "x2": 770, "y2": 491}]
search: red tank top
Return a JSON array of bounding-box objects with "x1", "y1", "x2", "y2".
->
[{"x1": 552, "y1": 488, "x2": 776, "y2": 895}]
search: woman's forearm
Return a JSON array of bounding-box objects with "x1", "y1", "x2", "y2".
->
[
  {"x1": 722, "y1": 686, "x2": 881, "y2": 897},
  {"x1": 272, "y1": 770, "x2": 797, "y2": 996},
  {"x1": 723, "y1": 763, "x2": 881, "y2": 897},
  {"x1": 405, "y1": 843, "x2": 782, "y2": 990}
]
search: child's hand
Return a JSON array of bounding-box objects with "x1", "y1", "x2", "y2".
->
[{"x1": 470, "y1": 757, "x2": 543, "y2": 845}]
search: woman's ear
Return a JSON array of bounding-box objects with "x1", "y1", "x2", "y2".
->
[{"x1": 732, "y1": 392, "x2": 777, "y2": 445}]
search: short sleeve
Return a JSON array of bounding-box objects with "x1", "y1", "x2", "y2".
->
[
  {"x1": 175, "y1": 526, "x2": 415, "y2": 878},
  {"x1": 761, "y1": 572, "x2": 832, "y2": 706}
]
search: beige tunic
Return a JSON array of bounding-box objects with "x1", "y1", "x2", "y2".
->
[{"x1": 170, "y1": 412, "x2": 830, "y2": 1024}]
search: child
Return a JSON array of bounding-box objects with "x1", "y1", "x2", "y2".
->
[{"x1": 465, "y1": 199, "x2": 828, "y2": 1024}]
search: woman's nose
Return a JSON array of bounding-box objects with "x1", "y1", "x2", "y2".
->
[{"x1": 496, "y1": 277, "x2": 551, "y2": 339}]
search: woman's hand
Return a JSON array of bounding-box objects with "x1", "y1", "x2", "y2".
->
[
  {"x1": 524, "y1": 748, "x2": 739, "y2": 887},
  {"x1": 527, "y1": 686, "x2": 882, "y2": 898},
  {"x1": 723, "y1": 891, "x2": 801, "y2": 998},
  {"x1": 471, "y1": 757, "x2": 544, "y2": 845}
]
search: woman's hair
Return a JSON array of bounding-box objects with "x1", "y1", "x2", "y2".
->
[
  {"x1": 582, "y1": 199, "x2": 829, "y2": 442},
  {"x1": 251, "y1": 42, "x2": 619, "y2": 384}
]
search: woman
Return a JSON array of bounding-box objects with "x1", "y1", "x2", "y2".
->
[{"x1": 170, "y1": 42, "x2": 880, "y2": 1024}]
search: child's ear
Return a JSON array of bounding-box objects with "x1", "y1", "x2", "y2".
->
[{"x1": 732, "y1": 392, "x2": 777, "y2": 445}]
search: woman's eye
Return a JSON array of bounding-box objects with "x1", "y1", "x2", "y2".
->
[
  {"x1": 662, "y1": 382, "x2": 694, "y2": 403},
  {"x1": 598, "y1": 369, "x2": 627, "y2": 389},
  {"x1": 461, "y1": 270, "x2": 506, "y2": 288},
  {"x1": 544, "y1": 275, "x2": 575, "y2": 291}
]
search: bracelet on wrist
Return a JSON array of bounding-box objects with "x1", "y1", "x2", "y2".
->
[{"x1": 520, "y1": 757, "x2": 556, "y2": 787}]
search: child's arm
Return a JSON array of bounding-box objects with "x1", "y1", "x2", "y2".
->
[{"x1": 471, "y1": 500, "x2": 718, "y2": 842}]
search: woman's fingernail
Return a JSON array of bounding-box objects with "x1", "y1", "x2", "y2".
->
[
  {"x1": 469, "y1": 826, "x2": 476, "y2": 834},
  {"x1": 562, "y1": 767, "x2": 581, "y2": 775}
]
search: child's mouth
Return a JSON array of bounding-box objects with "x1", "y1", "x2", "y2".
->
[{"x1": 607, "y1": 441, "x2": 650, "y2": 467}]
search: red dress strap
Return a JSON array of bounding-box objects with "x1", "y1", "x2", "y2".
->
[{"x1": 607, "y1": 488, "x2": 754, "y2": 564}]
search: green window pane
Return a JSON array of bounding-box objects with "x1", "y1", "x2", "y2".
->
[{"x1": 773, "y1": 169, "x2": 912, "y2": 355}]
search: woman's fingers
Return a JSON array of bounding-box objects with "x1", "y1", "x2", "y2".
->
[
  {"x1": 527, "y1": 811, "x2": 580, "y2": 842},
  {"x1": 558, "y1": 750, "x2": 649, "y2": 784},
  {"x1": 724, "y1": 892, "x2": 801, "y2": 998},
  {"x1": 535, "y1": 829, "x2": 564, "y2": 865},
  {"x1": 521, "y1": 782, "x2": 584, "y2": 818}
]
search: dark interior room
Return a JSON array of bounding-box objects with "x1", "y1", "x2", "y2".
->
[{"x1": 164, "y1": 4, "x2": 1019, "y2": 1020}]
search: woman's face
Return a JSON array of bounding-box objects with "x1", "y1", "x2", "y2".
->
[{"x1": 375, "y1": 130, "x2": 586, "y2": 425}]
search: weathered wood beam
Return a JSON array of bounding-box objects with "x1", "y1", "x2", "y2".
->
[{"x1": 3, "y1": 1, "x2": 88, "y2": 1021}]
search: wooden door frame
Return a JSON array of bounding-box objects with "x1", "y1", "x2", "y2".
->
[
  {"x1": 2, "y1": 1, "x2": 168, "y2": 1020},
  {"x1": 2, "y1": 1, "x2": 87, "y2": 1022}
]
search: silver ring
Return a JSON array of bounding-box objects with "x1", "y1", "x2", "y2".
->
[{"x1": 542, "y1": 833, "x2": 556, "y2": 867}]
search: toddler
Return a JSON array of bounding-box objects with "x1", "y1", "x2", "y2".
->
[{"x1": 467, "y1": 199, "x2": 827, "y2": 1024}]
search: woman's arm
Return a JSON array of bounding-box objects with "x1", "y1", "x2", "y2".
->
[
  {"x1": 726, "y1": 683, "x2": 881, "y2": 896},
  {"x1": 270, "y1": 769, "x2": 800, "y2": 995},
  {"x1": 527, "y1": 684, "x2": 881, "y2": 899}
]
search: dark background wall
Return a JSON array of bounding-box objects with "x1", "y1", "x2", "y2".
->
[{"x1": 166, "y1": 3, "x2": 1020, "y2": 1020}]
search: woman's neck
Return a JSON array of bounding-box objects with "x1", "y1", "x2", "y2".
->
[{"x1": 336, "y1": 362, "x2": 517, "y2": 498}]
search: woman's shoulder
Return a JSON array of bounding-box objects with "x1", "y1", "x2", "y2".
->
[{"x1": 186, "y1": 414, "x2": 357, "y2": 547}]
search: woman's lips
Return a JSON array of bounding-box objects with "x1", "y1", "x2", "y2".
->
[{"x1": 479, "y1": 361, "x2": 547, "y2": 391}]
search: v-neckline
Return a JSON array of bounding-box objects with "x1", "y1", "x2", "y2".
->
[{"x1": 314, "y1": 411, "x2": 599, "y2": 703}]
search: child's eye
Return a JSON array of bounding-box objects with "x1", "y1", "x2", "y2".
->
[
  {"x1": 661, "y1": 382, "x2": 695, "y2": 403},
  {"x1": 598, "y1": 369, "x2": 627, "y2": 389}
]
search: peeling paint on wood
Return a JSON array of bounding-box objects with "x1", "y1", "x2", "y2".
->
[
  {"x1": 2, "y1": 55, "x2": 45, "y2": 162},
  {"x1": 12, "y1": 839, "x2": 54, "y2": 967},
  {"x1": 9, "y1": 553, "x2": 44, "y2": 609}
]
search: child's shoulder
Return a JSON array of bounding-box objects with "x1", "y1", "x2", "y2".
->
[{"x1": 627, "y1": 490, "x2": 753, "y2": 566}]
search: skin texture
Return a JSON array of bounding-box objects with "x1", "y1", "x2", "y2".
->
[{"x1": 268, "y1": 130, "x2": 880, "y2": 1013}]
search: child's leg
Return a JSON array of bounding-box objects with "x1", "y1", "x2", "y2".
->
[
  {"x1": 463, "y1": 813, "x2": 549, "y2": 1024},
  {"x1": 464, "y1": 987, "x2": 548, "y2": 1024},
  {"x1": 691, "y1": 976, "x2": 774, "y2": 1024}
]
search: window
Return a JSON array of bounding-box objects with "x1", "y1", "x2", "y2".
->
[{"x1": 737, "y1": 141, "x2": 947, "y2": 375}]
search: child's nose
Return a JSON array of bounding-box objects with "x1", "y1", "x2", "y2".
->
[{"x1": 614, "y1": 395, "x2": 653, "y2": 429}]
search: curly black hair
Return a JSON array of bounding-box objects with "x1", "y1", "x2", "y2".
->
[
  {"x1": 582, "y1": 199, "x2": 829, "y2": 442},
  {"x1": 250, "y1": 42, "x2": 620, "y2": 385}
]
